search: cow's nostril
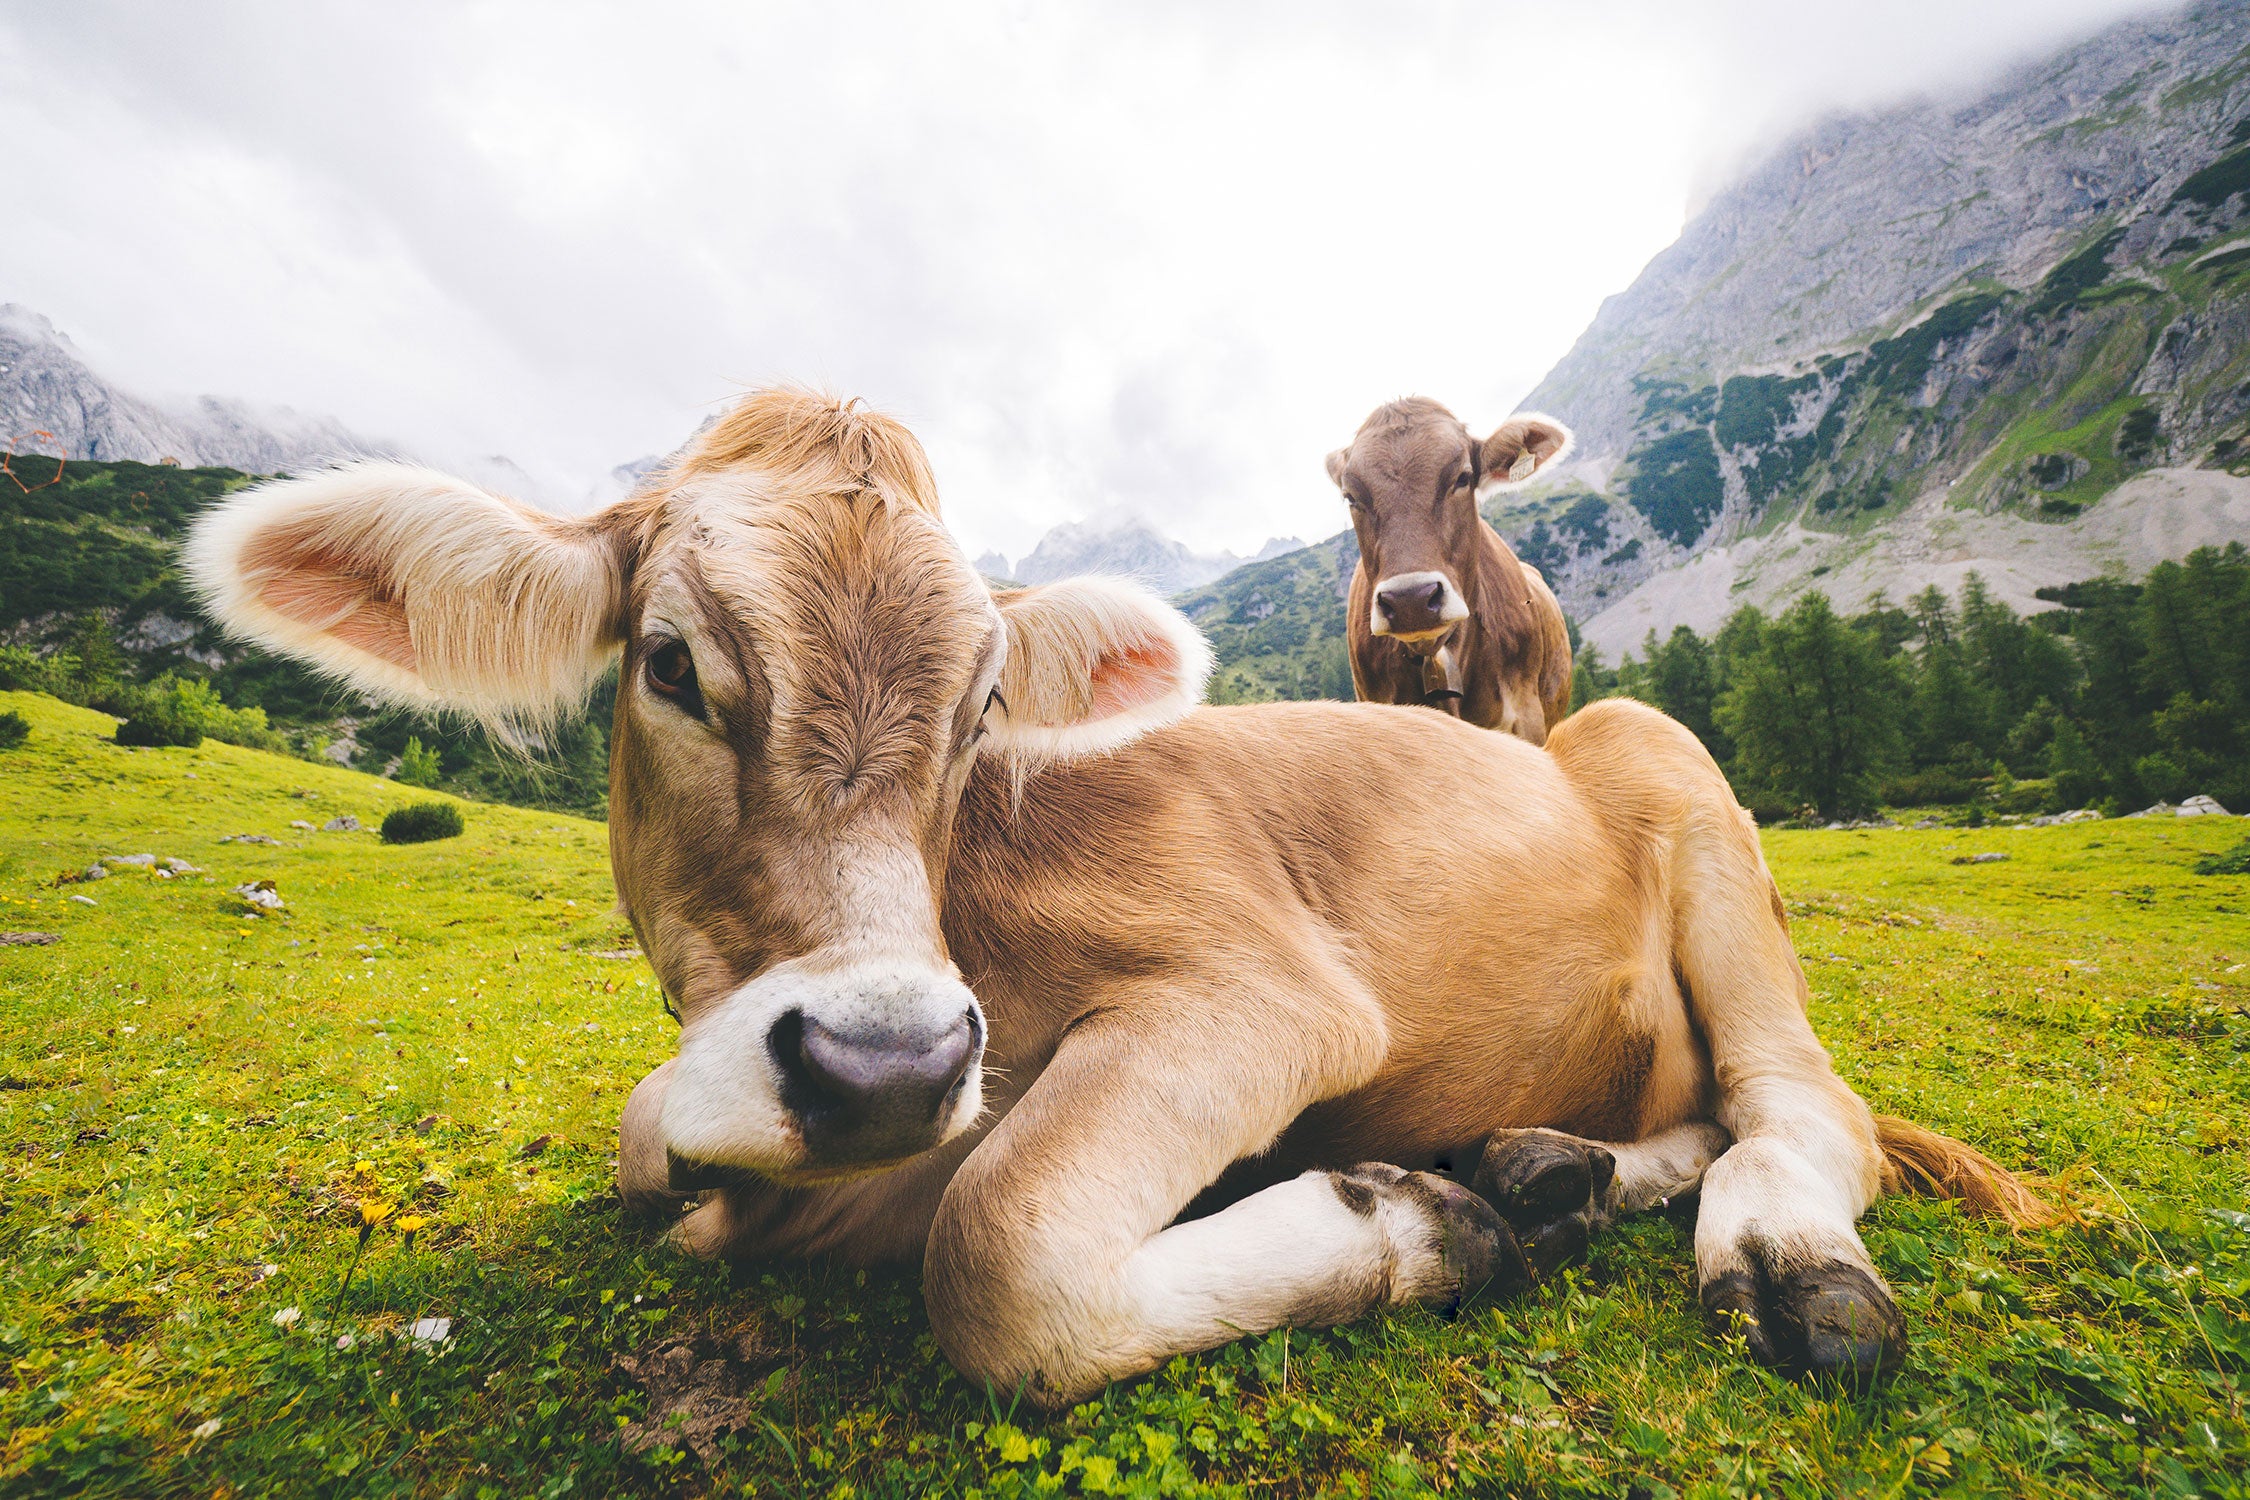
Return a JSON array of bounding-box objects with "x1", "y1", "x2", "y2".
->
[
  {"x1": 768, "y1": 1007, "x2": 979, "y2": 1155},
  {"x1": 1421, "y1": 583, "x2": 1445, "y2": 611}
]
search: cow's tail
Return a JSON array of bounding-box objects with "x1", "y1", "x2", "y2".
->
[{"x1": 1873, "y1": 1113, "x2": 2064, "y2": 1229}]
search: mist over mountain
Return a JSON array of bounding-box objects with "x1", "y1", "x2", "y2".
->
[
  {"x1": 1483, "y1": 0, "x2": 2250, "y2": 657},
  {"x1": 0, "y1": 304, "x2": 381, "y2": 474},
  {"x1": 998, "y1": 517, "x2": 1304, "y2": 596}
]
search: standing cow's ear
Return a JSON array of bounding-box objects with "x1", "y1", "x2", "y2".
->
[
  {"x1": 1478, "y1": 414, "x2": 1573, "y2": 490},
  {"x1": 985, "y1": 577, "x2": 1213, "y2": 762},
  {"x1": 1325, "y1": 447, "x2": 1351, "y2": 489},
  {"x1": 183, "y1": 462, "x2": 632, "y2": 727}
]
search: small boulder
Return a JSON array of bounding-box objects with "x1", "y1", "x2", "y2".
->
[
  {"x1": 161, "y1": 857, "x2": 203, "y2": 874},
  {"x1": 106, "y1": 853, "x2": 158, "y2": 868},
  {"x1": 1912, "y1": 817, "x2": 1944, "y2": 830},
  {"x1": 322, "y1": 815, "x2": 362, "y2": 833},
  {"x1": 220, "y1": 834, "x2": 282, "y2": 846},
  {"x1": 1, "y1": 932, "x2": 60, "y2": 946},
  {"x1": 290, "y1": 820, "x2": 316, "y2": 831},
  {"x1": 79, "y1": 863, "x2": 110, "y2": 881},
  {"x1": 231, "y1": 880, "x2": 284, "y2": 911},
  {"x1": 2056, "y1": 808, "x2": 2102, "y2": 824},
  {"x1": 2178, "y1": 795, "x2": 2234, "y2": 817},
  {"x1": 1951, "y1": 852, "x2": 2009, "y2": 865}
]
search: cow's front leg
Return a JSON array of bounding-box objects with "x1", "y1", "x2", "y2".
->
[
  {"x1": 1472, "y1": 1121, "x2": 1731, "y2": 1274},
  {"x1": 921, "y1": 1000, "x2": 1517, "y2": 1409}
]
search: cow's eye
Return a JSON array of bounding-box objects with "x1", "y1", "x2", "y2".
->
[
  {"x1": 965, "y1": 685, "x2": 1005, "y2": 750},
  {"x1": 645, "y1": 640, "x2": 704, "y2": 717},
  {"x1": 1455, "y1": 471, "x2": 1474, "y2": 490}
]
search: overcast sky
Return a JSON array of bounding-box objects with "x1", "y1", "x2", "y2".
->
[{"x1": 0, "y1": 0, "x2": 2177, "y2": 561}]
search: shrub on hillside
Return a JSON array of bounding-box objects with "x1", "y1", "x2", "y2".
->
[
  {"x1": 115, "y1": 676, "x2": 285, "y2": 753},
  {"x1": 382, "y1": 802, "x2": 465, "y2": 844},
  {"x1": 396, "y1": 735, "x2": 443, "y2": 788},
  {"x1": 2196, "y1": 839, "x2": 2250, "y2": 876},
  {"x1": 1882, "y1": 767, "x2": 1977, "y2": 806},
  {"x1": 115, "y1": 693, "x2": 204, "y2": 747},
  {"x1": 0, "y1": 645, "x2": 51, "y2": 693},
  {"x1": 1994, "y1": 775, "x2": 2059, "y2": 815},
  {"x1": 0, "y1": 710, "x2": 28, "y2": 750}
]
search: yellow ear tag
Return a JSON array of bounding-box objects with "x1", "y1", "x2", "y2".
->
[{"x1": 1508, "y1": 451, "x2": 1538, "y2": 482}]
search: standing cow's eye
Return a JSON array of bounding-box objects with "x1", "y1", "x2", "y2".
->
[
  {"x1": 645, "y1": 640, "x2": 705, "y2": 718},
  {"x1": 1454, "y1": 471, "x2": 1474, "y2": 490}
]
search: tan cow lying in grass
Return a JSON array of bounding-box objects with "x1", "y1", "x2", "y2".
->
[{"x1": 187, "y1": 389, "x2": 2046, "y2": 1408}]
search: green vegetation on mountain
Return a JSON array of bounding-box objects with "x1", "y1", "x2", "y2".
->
[
  {"x1": 1174, "y1": 533, "x2": 1359, "y2": 705},
  {"x1": 5, "y1": 688, "x2": 2248, "y2": 1496},
  {"x1": 1497, "y1": 15, "x2": 2250, "y2": 625}
]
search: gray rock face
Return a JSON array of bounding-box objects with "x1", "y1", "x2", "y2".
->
[
  {"x1": 1530, "y1": 2, "x2": 2249, "y2": 466},
  {"x1": 0, "y1": 304, "x2": 380, "y2": 472},
  {"x1": 1498, "y1": 0, "x2": 2250, "y2": 646}
]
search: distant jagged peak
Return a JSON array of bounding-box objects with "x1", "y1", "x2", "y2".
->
[
  {"x1": 1009, "y1": 511, "x2": 1306, "y2": 595},
  {"x1": 0, "y1": 302, "x2": 383, "y2": 474}
]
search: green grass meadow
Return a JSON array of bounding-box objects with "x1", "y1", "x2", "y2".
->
[{"x1": 2, "y1": 687, "x2": 2247, "y2": 1498}]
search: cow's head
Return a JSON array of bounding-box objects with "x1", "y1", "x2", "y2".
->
[
  {"x1": 185, "y1": 390, "x2": 1210, "y2": 1186},
  {"x1": 1326, "y1": 399, "x2": 1571, "y2": 645}
]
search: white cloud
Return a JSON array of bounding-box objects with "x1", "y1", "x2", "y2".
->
[{"x1": 0, "y1": 0, "x2": 2172, "y2": 557}]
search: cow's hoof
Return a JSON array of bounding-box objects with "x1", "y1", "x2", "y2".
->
[
  {"x1": 1422, "y1": 1171, "x2": 1532, "y2": 1308},
  {"x1": 1468, "y1": 1129, "x2": 1613, "y2": 1281},
  {"x1": 1787, "y1": 1263, "x2": 1906, "y2": 1382},
  {"x1": 1332, "y1": 1164, "x2": 1531, "y2": 1308},
  {"x1": 1471, "y1": 1129, "x2": 1615, "y2": 1229},
  {"x1": 1700, "y1": 1257, "x2": 1904, "y2": 1384}
]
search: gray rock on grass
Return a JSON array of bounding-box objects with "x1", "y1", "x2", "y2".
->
[{"x1": 231, "y1": 881, "x2": 283, "y2": 911}]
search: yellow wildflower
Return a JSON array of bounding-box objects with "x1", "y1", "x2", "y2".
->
[
  {"x1": 354, "y1": 1160, "x2": 374, "y2": 1175},
  {"x1": 396, "y1": 1214, "x2": 425, "y2": 1235},
  {"x1": 360, "y1": 1200, "x2": 393, "y2": 1226}
]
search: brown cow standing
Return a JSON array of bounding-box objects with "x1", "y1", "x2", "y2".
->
[
  {"x1": 186, "y1": 389, "x2": 2049, "y2": 1409},
  {"x1": 1330, "y1": 398, "x2": 1575, "y2": 742}
]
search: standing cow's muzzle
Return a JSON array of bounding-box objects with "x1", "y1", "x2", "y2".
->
[
  {"x1": 660, "y1": 958, "x2": 987, "y2": 1185},
  {"x1": 1370, "y1": 570, "x2": 1468, "y2": 644}
]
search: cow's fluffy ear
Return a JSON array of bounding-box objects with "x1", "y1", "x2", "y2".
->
[
  {"x1": 183, "y1": 462, "x2": 631, "y2": 726},
  {"x1": 986, "y1": 577, "x2": 1212, "y2": 762},
  {"x1": 1478, "y1": 414, "x2": 1573, "y2": 490},
  {"x1": 1325, "y1": 447, "x2": 1350, "y2": 488}
]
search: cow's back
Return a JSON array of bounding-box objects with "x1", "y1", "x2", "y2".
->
[{"x1": 943, "y1": 701, "x2": 1671, "y2": 1162}]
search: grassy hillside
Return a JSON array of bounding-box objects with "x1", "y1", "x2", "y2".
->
[
  {"x1": 1, "y1": 459, "x2": 614, "y2": 817},
  {"x1": 3, "y1": 688, "x2": 2247, "y2": 1497}
]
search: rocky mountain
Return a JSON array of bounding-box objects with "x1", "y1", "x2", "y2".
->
[
  {"x1": 1489, "y1": 0, "x2": 2250, "y2": 657},
  {"x1": 0, "y1": 304, "x2": 380, "y2": 474},
  {"x1": 997, "y1": 517, "x2": 1303, "y2": 596}
]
